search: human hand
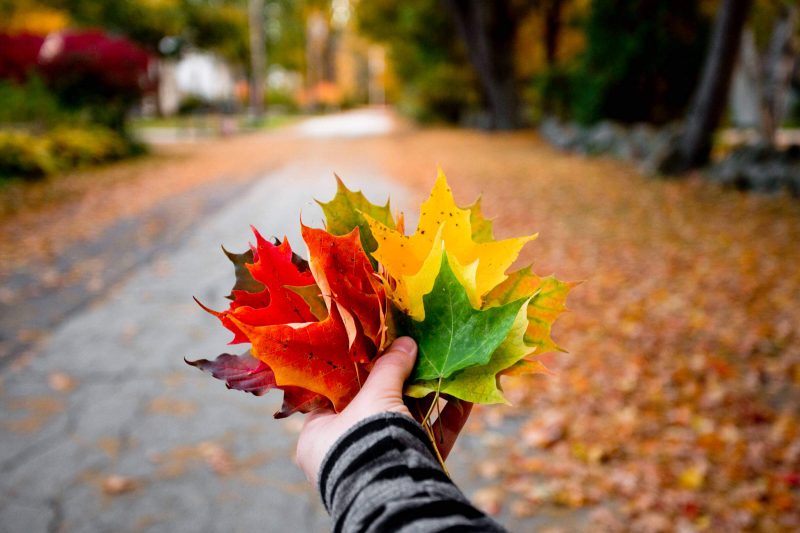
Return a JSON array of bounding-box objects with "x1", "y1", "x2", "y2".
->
[{"x1": 295, "y1": 336, "x2": 473, "y2": 484}]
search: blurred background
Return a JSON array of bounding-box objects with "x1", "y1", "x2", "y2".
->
[{"x1": 1, "y1": 1, "x2": 799, "y2": 532}]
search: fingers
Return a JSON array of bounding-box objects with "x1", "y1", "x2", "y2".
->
[{"x1": 359, "y1": 337, "x2": 417, "y2": 398}]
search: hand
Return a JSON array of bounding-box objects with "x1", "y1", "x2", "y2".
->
[{"x1": 295, "y1": 336, "x2": 473, "y2": 484}]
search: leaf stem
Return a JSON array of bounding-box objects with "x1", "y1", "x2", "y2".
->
[
  {"x1": 421, "y1": 376, "x2": 443, "y2": 426},
  {"x1": 436, "y1": 398, "x2": 444, "y2": 444},
  {"x1": 425, "y1": 423, "x2": 450, "y2": 477},
  {"x1": 420, "y1": 376, "x2": 449, "y2": 476},
  {"x1": 354, "y1": 360, "x2": 362, "y2": 389}
]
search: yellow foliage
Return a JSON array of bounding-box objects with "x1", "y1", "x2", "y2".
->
[
  {"x1": 2, "y1": 7, "x2": 70, "y2": 35},
  {"x1": 365, "y1": 169, "x2": 534, "y2": 320}
]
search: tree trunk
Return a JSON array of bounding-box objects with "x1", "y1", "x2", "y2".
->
[
  {"x1": 759, "y1": 5, "x2": 798, "y2": 145},
  {"x1": 544, "y1": 0, "x2": 564, "y2": 66},
  {"x1": 665, "y1": 0, "x2": 753, "y2": 172},
  {"x1": 248, "y1": 0, "x2": 266, "y2": 118},
  {"x1": 443, "y1": 0, "x2": 520, "y2": 130}
]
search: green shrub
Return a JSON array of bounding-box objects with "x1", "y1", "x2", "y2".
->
[
  {"x1": 265, "y1": 89, "x2": 300, "y2": 113},
  {"x1": 530, "y1": 65, "x2": 576, "y2": 123},
  {"x1": 784, "y1": 97, "x2": 800, "y2": 129},
  {"x1": 48, "y1": 126, "x2": 128, "y2": 167},
  {"x1": 178, "y1": 94, "x2": 212, "y2": 115},
  {"x1": 405, "y1": 63, "x2": 481, "y2": 124},
  {"x1": 0, "y1": 77, "x2": 67, "y2": 127},
  {"x1": 0, "y1": 130, "x2": 57, "y2": 180},
  {"x1": 0, "y1": 126, "x2": 130, "y2": 181}
]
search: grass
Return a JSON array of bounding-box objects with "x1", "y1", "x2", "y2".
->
[{"x1": 130, "y1": 113, "x2": 301, "y2": 132}]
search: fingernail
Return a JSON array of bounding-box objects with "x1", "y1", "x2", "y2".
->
[{"x1": 391, "y1": 336, "x2": 416, "y2": 355}]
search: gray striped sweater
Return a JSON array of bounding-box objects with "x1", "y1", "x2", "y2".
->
[{"x1": 318, "y1": 412, "x2": 508, "y2": 533}]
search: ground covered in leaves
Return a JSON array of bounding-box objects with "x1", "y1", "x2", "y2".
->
[
  {"x1": 373, "y1": 130, "x2": 800, "y2": 532},
  {"x1": 2, "y1": 114, "x2": 798, "y2": 531}
]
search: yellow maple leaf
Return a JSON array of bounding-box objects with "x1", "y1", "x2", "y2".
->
[{"x1": 365, "y1": 169, "x2": 535, "y2": 319}]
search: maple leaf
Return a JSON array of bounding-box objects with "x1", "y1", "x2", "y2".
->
[
  {"x1": 270, "y1": 236, "x2": 312, "y2": 274},
  {"x1": 405, "y1": 267, "x2": 566, "y2": 403},
  {"x1": 186, "y1": 352, "x2": 275, "y2": 396},
  {"x1": 201, "y1": 231, "x2": 319, "y2": 344},
  {"x1": 384, "y1": 225, "x2": 480, "y2": 319},
  {"x1": 243, "y1": 229, "x2": 317, "y2": 323},
  {"x1": 365, "y1": 169, "x2": 535, "y2": 319},
  {"x1": 397, "y1": 253, "x2": 527, "y2": 382},
  {"x1": 285, "y1": 284, "x2": 328, "y2": 321},
  {"x1": 405, "y1": 303, "x2": 536, "y2": 404},
  {"x1": 484, "y1": 266, "x2": 577, "y2": 354},
  {"x1": 499, "y1": 358, "x2": 553, "y2": 377},
  {"x1": 185, "y1": 352, "x2": 330, "y2": 418},
  {"x1": 221, "y1": 246, "x2": 264, "y2": 298},
  {"x1": 465, "y1": 196, "x2": 495, "y2": 243},
  {"x1": 316, "y1": 175, "x2": 395, "y2": 256},
  {"x1": 301, "y1": 224, "x2": 386, "y2": 351},
  {"x1": 227, "y1": 305, "x2": 372, "y2": 411}
]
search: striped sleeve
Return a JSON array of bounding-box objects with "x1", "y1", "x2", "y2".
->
[{"x1": 317, "y1": 412, "x2": 508, "y2": 533}]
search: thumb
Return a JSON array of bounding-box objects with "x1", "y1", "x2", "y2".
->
[{"x1": 360, "y1": 337, "x2": 417, "y2": 398}]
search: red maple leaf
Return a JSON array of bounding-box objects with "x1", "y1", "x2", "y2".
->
[
  {"x1": 192, "y1": 226, "x2": 385, "y2": 413},
  {"x1": 201, "y1": 231, "x2": 319, "y2": 344},
  {"x1": 227, "y1": 305, "x2": 373, "y2": 411},
  {"x1": 301, "y1": 224, "x2": 387, "y2": 352}
]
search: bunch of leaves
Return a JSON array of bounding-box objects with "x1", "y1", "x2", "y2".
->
[{"x1": 187, "y1": 171, "x2": 574, "y2": 458}]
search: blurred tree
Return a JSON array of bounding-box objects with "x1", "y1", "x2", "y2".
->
[
  {"x1": 358, "y1": 0, "x2": 591, "y2": 127},
  {"x1": 0, "y1": 30, "x2": 153, "y2": 133},
  {"x1": 571, "y1": 0, "x2": 710, "y2": 125},
  {"x1": 39, "y1": 31, "x2": 154, "y2": 132},
  {"x1": 31, "y1": 0, "x2": 250, "y2": 68},
  {"x1": 266, "y1": 0, "x2": 309, "y2": 72},
  {"x1": 2, "y1": 0, "x2": 314, "y2": 75},
  {"x1": 442, "y1": 0, "x2": 536, "y2": 130},
  {"x1": 753, "y1": 3, "x2": 797, "y2": 144},
  {"x1": 0, "y1": 32, "x2": 46, "y2": 81},
  {"x1": 249, "y1": 0, "x2": 266, "y2": 116},
  {"x1": 0, "y1": 0, "x2": 69, "y2": 34},
  {"x1": 542, "y1": 0, "x2": 564, "y2": 67},
  {"x1": 661, "y1": 0, "x2": 753, "y2": 172},
  {"x1": 517, "y1": 0, "x2": 586, "y2": 120},
  {"x1": 183, "y1": 1, "x2": 250, "y2": 67},
  {"x1": 355, "y1": 0, "x2": 481, "y2": 124},
  {"x1": 42, "y1": 0, "x2": 187, "y2": 50}
]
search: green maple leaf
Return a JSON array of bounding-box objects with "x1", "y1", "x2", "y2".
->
[
  {"x1": 484, "y1": 266, "x2": 576, "y2": 354},
  {"x1": 317, "y1": 175, "x2": 395, "y2": 255},
  {"x1": 405, "y1": 302, "x2": 534, "y2": 403},
  {"x1": 399, "y1": 253, "x2": 526, "y2": 382}
]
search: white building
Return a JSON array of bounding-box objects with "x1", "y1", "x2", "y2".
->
[{"x1": 158, "y1": 51, "x2": 237, "y2": 115}]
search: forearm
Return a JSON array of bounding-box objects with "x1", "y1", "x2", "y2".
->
[{"x1": 318, "y1": 412, "x2": 507, "y2": 533}]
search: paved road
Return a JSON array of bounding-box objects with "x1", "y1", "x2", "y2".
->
[{"x1": 0, "y1": 112, "x2": 412, "y2": 532}]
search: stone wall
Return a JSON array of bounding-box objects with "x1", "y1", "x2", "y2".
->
[{"x1": 538, "y1": 117, "x2": 800, "y2": 197}]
